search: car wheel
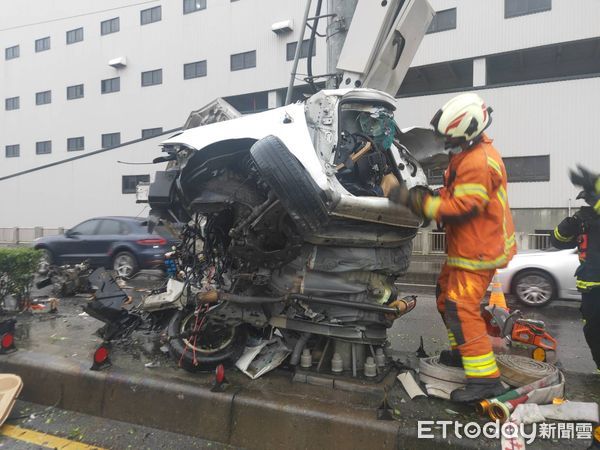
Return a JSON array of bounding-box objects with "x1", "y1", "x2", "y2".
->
[
  {"x1": 513, "y1": 270, "x2": 555, "y2": 307},
  {"x1": 250, "y1": 135, "x2": 329, "y2": 234},
  {"x1": 112, "y1": 251, "x2": 139, "y2": 278},
  {"x1": 167, "y1": 308, "x2": 248, "y2": 373}
]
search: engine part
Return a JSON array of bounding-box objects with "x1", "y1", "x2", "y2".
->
[
  {"x1": 375, "y1": 348, "x2": 386, "y2": 367},
  {"x1": 290, "y1": 332, "x2": 311, "y2": 366},
  {"x1": 291, "y1": 294, "x2": 400, "y2": 314},
  {"x1": 300, "y1": 348, "x2": 312, "y2": 368},
  {"x1": 331, "y1": 353, "x2": 343, "y2": 373},
  {"x1": 200, "y1": 291, "x2": 285, "y2": 305},
  {"x1": 364, "y1": 356, "x2": 377, "y2": 377}
]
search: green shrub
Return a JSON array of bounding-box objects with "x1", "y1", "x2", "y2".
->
[{"x1": 0, "y1": 247, "x2": 41, "y2": 306}]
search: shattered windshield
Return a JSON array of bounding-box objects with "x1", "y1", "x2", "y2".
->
[{"x1": 357, "y1": 108, "x2": 396, "y2": 150}]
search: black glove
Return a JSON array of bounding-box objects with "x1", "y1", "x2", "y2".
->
[
  {"x1": 569, "y1": 165, "x2": 599, "y2": 194},
  {"x1": 570, "y1": 165, "x2": 600, "y2": 213}
]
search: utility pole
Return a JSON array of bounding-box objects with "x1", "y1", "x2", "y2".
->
[
  {"x1": 326, "y1": 0, "x2": 359, "y2": 88},
  {"x1": 285, "y1": 0, "x2": 359, "y2": 103}
]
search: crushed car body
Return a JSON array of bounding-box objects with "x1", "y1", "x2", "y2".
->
[{"x1": 86, "y1": 0, "x2": 449, "y2": 376}]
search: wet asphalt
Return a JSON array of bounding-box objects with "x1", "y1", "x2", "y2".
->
[
  {"x1": 0, "y1": 399, "x2": 232, "y2": 450},
  {"x1": 1, "y1": 274, "x2": 595, "y2": 449}
]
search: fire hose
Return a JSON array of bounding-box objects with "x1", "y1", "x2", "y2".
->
[
  {"x1": 419, "y1": 354, "x2": 564, "y2": 421},
  {"x1": 477, "y1": 355, "x2": 564, "y2": 422}
]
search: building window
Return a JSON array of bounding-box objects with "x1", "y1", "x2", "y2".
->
[
  {"x1": 224, "y1": 91, "x2": 268, "y2": 114},
  {"x1": 183, "y1": 60, "x2": 207, "y2": 79},
  {"x1": 427, "y1": 8, "x2": 457, "y2": 34},
  {"x1": 66, "y1": 27, "x2": 84, "y2": 44},
  {"x1": 67, "y1": 137, "x2": 85, "y2": 152},
  {"x1": 397, "y1": 59, "x2": 473, "y2": 97},
  {"x1": 5, "y1": 45, "x2": 19, "y2": 60},
  {"x1": 101, "y1": 77, "x2": 120, "y2": 94},
  {"x1": 35, "y1": 90, "x2": 52, "y2": 105},
  {"x1": 141, "y1": 69, "x2": 163, "y2": 87},
  {"x1": 504, "y1": 155, "x2": 550, "y2": 182},
  {"x1": 183, "y1": 0, "x2": 206, "y2": 14},
  {"x1": 142, "y1": 127, "x2": 163, "y2": 139},
  {"x1": 487, "y1": 37, "x2": 600, "y2": 87},
  {"x1": 67, "y1": 84, "x2": 84, "y2": 100},
  {"x1": 141, "y1": 6, "x2": 162, "y2": 25},
  {"x1": 102, "y1": 132, "x2": 121, "y2": 149},
  {"x1": 505, "y1": 0, "x2": 551, "y2": 18},
  {"x1": 286, "y1": 40, "x2": 316, "y2": 61},
  {"x1": 5, "y1": 145, "x2": 20, "y2": 158},
  {"x1": 5, "y1": 97, "x2": 19, "y2": 111},
  {"x1": 101, "y1": 17, "x2": 120, "y2": 35},
  {"x1": 36, "y1": 141, "x2": 52, "y2": 155},
  {"x1": 35, "y1": 36, "x2": 51, "y2": 52},
  {"x1": 231, "y1": 50, "x2": 256, "y2": 71},
  {"x1": 122, "y1": 175, "x2": 150, "y2": 194}
]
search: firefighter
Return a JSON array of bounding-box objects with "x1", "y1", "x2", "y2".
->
[
  {"x1": 391, "y1": 93, "x2": 516, "y2": 402},
  {"x1": 550, "y1": 166, "x2": 600, "y2": 373}
]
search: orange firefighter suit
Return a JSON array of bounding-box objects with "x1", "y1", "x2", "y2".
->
[{"x1": 423, "y1": 134, "x2": 516, "y2": 379}]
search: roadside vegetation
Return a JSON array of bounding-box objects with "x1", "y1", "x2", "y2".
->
[{"x1": 0, "y1": 247, "x2": 40, "y2": 310}]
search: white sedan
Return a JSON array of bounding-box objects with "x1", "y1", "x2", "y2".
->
[{"x1": 496, "y1": 248, "x2": 580, "y2": 307}]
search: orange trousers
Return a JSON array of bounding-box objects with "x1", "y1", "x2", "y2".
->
[{"x1": 436, "y1": 263, "x2": 500, "y2": 379}]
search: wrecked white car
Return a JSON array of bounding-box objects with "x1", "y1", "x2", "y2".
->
[
  {"x1": 138, "y1": 85, "x2": 445, "y2": 373},
  {"x1": 89, "y1": 0, "x2": 446, "y2": 375}
]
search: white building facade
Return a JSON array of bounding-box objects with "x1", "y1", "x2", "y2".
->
[{"x1": 1, "y1": 0, "x2": 599, "y2": 234}]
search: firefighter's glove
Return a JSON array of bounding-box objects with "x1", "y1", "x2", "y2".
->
[
  {"x1": 389, "y1": 185, "x2": 426, "y2": 214},
  {"x1": 388, "y1": 183, "x2": 409, "y2": 205},
  {"x1": 407, "y1": 186, "x2": 434, "y2": 218},
  {"x1": 389, "y1": 185, "x2": 433, "y2": 224}
]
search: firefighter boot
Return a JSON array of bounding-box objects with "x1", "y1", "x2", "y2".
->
[
  {"x1": 439, "y1": 349, "x2": 463, "y2": 368},
  {"x1": 450, "y1": 377, "x2": 507, "y2": 403}
]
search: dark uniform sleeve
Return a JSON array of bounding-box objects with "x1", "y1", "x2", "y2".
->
[{"x1": 550, "y1": 215, "x2": 580, "y2": 249}]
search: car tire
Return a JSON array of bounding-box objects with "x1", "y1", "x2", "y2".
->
[
  {"x1": 112, "y1": 251, "x2": 139, "y2": 278},
  {"x1": 250, "y1": 135, "x2": 328, "y2": 234},
  {"x1": 513, "y1": 270, "x2": 555, "y2": 307},
  {"x1": 167, "y1": 308, "x2": 248, "y2": 373}
]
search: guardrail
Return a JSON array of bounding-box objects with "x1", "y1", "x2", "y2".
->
[
  {"x1": 528, "y1": 233, "x2": 551, "y2": 250},
  {"x1": 412, "y1": 231, "x2": 423, "y2": 254},
  {"x1": 0, "y1": 226, "x2": 552, "y2": 254},
  {"x1": 429, "y1": 232, "x2": 447, "y2": 254},
  {"x1": 0, "y1": 227, "x2": 63, "y2": 245},
  {"x1": 410, "y1": 230, "x2": 545, "y2": 255}
]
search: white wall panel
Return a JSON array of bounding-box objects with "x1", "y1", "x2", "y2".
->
[
  {"x1": 0, "y1": 135, "x2": 167, "y2": 228},
  {"x1": 416, "y1": 0, "x2": 600, "y2": 66},
  {"x1": 0, "y1": 0, "x2": 326, "y2": 177},
  {"x1": 395, "y1": 77, "x2": 600, "y2": 209}
]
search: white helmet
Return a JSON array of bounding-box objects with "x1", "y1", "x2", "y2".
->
[{"x1": 430, "y1": 93, "x2": 493, "y2": 146}]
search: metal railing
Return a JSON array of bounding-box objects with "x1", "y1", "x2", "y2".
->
[
  {"x1": 429, "y1": 232, "x2": 447, "y2": 254},
  {"x1": 412, "y1": 231, "x2": 423, "y2": 254},
  {"x1": 0, "y1": 226, "x2": 546, "y2": 255},
  {"x1": 528, "y1": 233, "x2": 551, "y2": 250},
  {"x1": 0, "y1": 227, "x2": 63, "y2": 245}
]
